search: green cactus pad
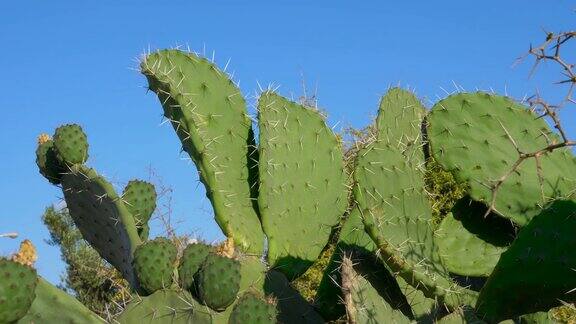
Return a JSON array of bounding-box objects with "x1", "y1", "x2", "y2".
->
[
  {"x1": 141, "y1": 49, "x2": 265, "y2": 254},
  {"x1": 53, "y1": 124, "x2": 89, "y2": 165},
  {"x1": 476, "y1": 200, "x2": 576, "y2": 322},
  {"x1": 18, "y1": 278, "x2": 104, "y2": 324},
  {"x1": 61, "y1": 164, "x2": 141, "y2": 288},
  {"x1": 257, "y1": 92, "x2": 347, "y2": 279},
  {"x1": 178, "y1": 242, "x2": 212, "y2": 292},
  {"x1": 115, "y1": 289, "x2": 212, "y2": 324},
  {"x1": 435, "y1": 306, "x2": 485, "y2": 324},
  {"x1": 340, "y1": 255, "x2": 412, "y2": 324},
  {"x1": 197, "y1": 253, "x2": 241, "y2": 311},
  {"x1": 436, "y1": 198, "x2": 515, "y2": 277},
  {"x1": 355, "y1": 88, "x2": 477, "y2": 309},
  {"x1": 122, "y1": 180, "x2": 157, "y2": 238},
  {"x1": 0, "y1": 259, "x2": 37, "y2": 323},
  {"x1": 36, "y1": 139, "x2": 65, "y2": 185},
  {"x1": 427, "y1": 92, "x2": 576, "y2": 225},
  {"x1": 133, "y1": 237, "x2": 177, "y2": 295},
  {"x1": 228, "y1": 291, "x2": 278, "y2": 324}
]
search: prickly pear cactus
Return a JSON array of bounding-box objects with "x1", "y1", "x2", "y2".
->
[
  {"x1": 26, "y1": 48, "x2": 576, "y2": 323},
  {"x1": 257, "y1": 91, "x2": 347, "y2": 279},
  {"x1": 141, "y1": 49, "x2": 265, "y2": 255},
  {"x1": 133, "y1": 237, "x2": 177, "y2": 295},
  {"x1": 427, "y1": 92, "x2": 576, "y2": 225}
]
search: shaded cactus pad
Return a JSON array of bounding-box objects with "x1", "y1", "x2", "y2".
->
[
  {"x1": 476, "y1": 200, "x2": 576, "y2": 322},
  {"x1": 35, "y1": 136, "x2": 65, "y2": 185}
]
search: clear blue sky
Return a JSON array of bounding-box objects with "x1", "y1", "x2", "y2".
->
[{"x1": 1, "y1": 1, "x2": 574, "y2": 285}]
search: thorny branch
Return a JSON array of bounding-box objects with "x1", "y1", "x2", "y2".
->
[{"x1": 485, "y1": 30, "x2": 576, "y2": 217}]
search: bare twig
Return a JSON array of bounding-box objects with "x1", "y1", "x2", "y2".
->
[{"x1": 485, "y1": 30, "x2": 576, "y2": 217}]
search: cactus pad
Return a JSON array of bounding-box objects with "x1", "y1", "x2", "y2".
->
[
  {"x1": 355, "y1": 88, "x2": 477, "y2": 308},
  {"x1": 435, "y1": 198, "x2": 514, "y2": 277},
  {"x1": 427, "y1": 92, "x2": 576, "y2": 225},
  {"x1": 61, "y1": 164, "x2": 141, "y2": 287},
  {"x1": 133, "y1": 238, "x2": 177, "y2": 295},
  {"x1": 257, "y1": 92, "x2": 347, "y2": 279},
  {"x1": 122, "y1": 180, "x2": 157, "y2": 239},
  {"x1": 18, "y1": 278, "x2": 103, "y2": 324},
  {"x1": 229, "y1": 291, "x2": 278, "y2": 324},
  {"x1": 35, "y1": 136, "x2": 65, "y2": 185},
  {"x1": 141, "y1": 49, "x2": 265, "y2": 254},
  {"x1": 197, "y1": 253, "x2": 241, "y2": 311},
  {"x1": 340, "y1": 255, "x2": 412, "y2": 324},
  {"x1": 53, "y1": 124, "x2": 89, "y2": 165},
  {"x1": 435, "y1": 306, "x2": 485, "y2": 324},
  {"x1": 116, "y1": 289, "x2": 212, "y2": 324},
  {"x1": 178, "y1": 242, "x2": 211, "y2": 291},
  {"x1": 476, "y1": 200, "x2": 576, "y2": 322},
  {"x1": 0, "y1": 259, "x2": 37, "y2": 323}
]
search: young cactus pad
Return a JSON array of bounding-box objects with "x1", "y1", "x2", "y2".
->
[
  {"x1": 427, "y1": 92, "x2": 576, "y2": 225},
  {"x1": 133, "y1": 237, "x2": 177, "y2": 295},
  {"x1": 197, "y1": 253, "x2": 241, "y2": 311},
  {"x1": 257, "y1": 91, "x2": 347, "y2": 279},
  {"x1": 53, "y1": 124, "x2": 89, "y2": 165},
  {"x1": 0, "y1": 259, "x2": 37, "y2": 323},
  {"x1": 141, "y1": 49, "x2": 265, "y2": 254},
  {"x1": 122, "y1": 180, "x2": 157, "y2": 239},
  {"x1": 61, "y1": 164, "x2": 141, "y2": 288}
]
